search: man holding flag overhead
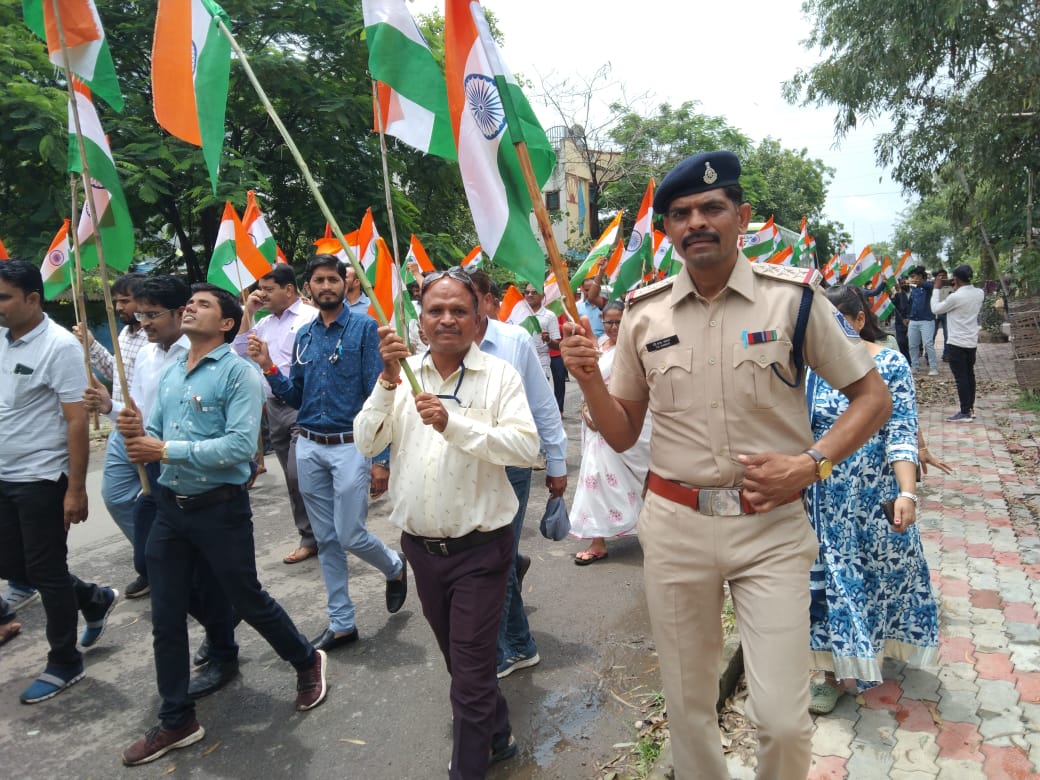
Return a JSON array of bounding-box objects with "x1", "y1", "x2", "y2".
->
[{"x1": 561, "y1": 151, "x2": 891, "y2": 780}]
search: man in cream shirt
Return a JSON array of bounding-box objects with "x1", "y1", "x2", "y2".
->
[{"x1": 355, "y1": 268, "x2": 540, "y2": 778}]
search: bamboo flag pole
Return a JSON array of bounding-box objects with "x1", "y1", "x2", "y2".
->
[
  {"x1": 371, "y1": 80, "x2": 409, "y2": 348},
  {"x1": 216, "y1": 20, "x2": 420, "y2": 394},
  {"x1": 68, "y1": 175, "x2": 99, "y2": 431},
  {"x1": 51, "y1": 0, "x2": 149, "y2": 493}
]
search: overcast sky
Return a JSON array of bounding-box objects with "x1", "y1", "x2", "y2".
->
[{"x1": 410, "y1": 0, "x2": 911, "y2": 252}]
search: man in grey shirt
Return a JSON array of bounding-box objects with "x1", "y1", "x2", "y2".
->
[{"x1": 0, "y1": 260, "x2": 118, "y2": 704}]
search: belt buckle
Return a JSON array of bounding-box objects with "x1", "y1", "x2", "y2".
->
[
  {"x1": 700, "y1": 489, "x2": 743, "y2": 517},
  {"x1": 174, "y1": 493, "x2": 191, "y2": 510},
  {"x1": 423, "y1": 539, "x2": 450, "y2": 557}
]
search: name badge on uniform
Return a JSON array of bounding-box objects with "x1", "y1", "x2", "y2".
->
[
  {"x1": 741, "y1": 329, "x2": 780, "y2": 347},
  {"x1": 646, "y1": 335, "x2": 679, "y2": 352}
]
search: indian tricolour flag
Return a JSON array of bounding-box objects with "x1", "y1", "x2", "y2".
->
[
  {"x1": 445, "y1": 0, "x2": 555, "y2": 289},
  {"x1": 461, "y1": 245, "x2": 483, "y2": 269},
  {"x1": 740, "y1": 216, "x2": 778, "y2": 262},
  {"x1": 363, "y1": 0, "x2": 456, "y2": 160},
  {"x1": 611, "y1": 180, "x2": 654, "y2": 300},
  {"x1": 152, "y1": 0, "x2": 231, "y2": 192},
  {"x1": 349, "y1": 208, "x2": 381, "y2": 283},
  {"x1": 207, "y1": 202, "x2": 272, "y2": 294},
  {"x1": 821, "y1": 255, "x2": 840, "y2": 285},
  {"x1": 766, "y1": 245, "x2": 794, "y2": 266},
  {"x1": 498, "y1": 284, "x2": 540, "y2": 334},
  {"x1": 242, "y1": 190, "x2": 277, "y2": 264},
  {"x1": 894, "y1": 249, "x2": 913, "y2": 279},
  {"x1": 22, "y1": 0, "x2": 123, "y2": 111},
  {"x1": 872, "y1": 290, "x2": 895, "y2": 320},
  {"x1": 68, "y1": 79, "x2": 133, "y2": 271},
  {"x1": 41, "y1": 220, "x2": 72, "y2": 299},
  {"x1": 847, "y1": 246, "x2": 881, "y2": 288},
  {"x1": 403, "y1": 234, "x2": 435, "y2": 284},
  {"x1": 569, "y1": 211, "x2": 622, "y2": 291},
  {"x1": 543, "y1": 271, "x2": 564, "y2": 316},
  {"x1": 368, "y1": 237, "x2": 414, "y2": 335}
]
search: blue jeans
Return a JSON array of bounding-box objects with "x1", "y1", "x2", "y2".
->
[
  {"x1": 296, "y1": 438, "x2": 401, "y2": 633},
  {"x1": 907, "y1": 320, "x2": 936, "y2": 371},
  {"x1": 148, "y1": 488, "x2": 314, "y2": 729},
  {"x1": 497, "y1": 466, "x2": 537, "y2": 666},
  {"x1": 102, "y1": 429, "x2": 141, "y2": 544}
]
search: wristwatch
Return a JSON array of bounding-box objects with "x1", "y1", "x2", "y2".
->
[
  {"x1": 373, "y1": 460, "x2": 390, "y2": 469},
  {"x1": 803, "y1": 448, "x2": 834, "y2": 481}
]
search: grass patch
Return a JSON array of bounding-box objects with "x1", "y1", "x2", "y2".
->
[{"x1": 1012, "y1": 390, "x2": 1040, "y2": 414}]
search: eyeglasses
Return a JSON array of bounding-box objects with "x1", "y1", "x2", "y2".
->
[
  {"x1": 134, "y1": 309, "x2": 174, "y2": 322},
  {"x1": 523, "y1": 289, "x2": 540, "y2": 296},
  {"x1": 421, "y1": 266, "x2": 475, "y2": 293},
  {"x1": 602, "y1": 319, "x2": 622, "y2": 327}
]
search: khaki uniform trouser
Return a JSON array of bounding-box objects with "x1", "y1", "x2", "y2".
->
[{"x1": 638, "y1": 491, "x2": 818, "y2": 780}]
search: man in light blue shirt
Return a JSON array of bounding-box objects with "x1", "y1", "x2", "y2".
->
[
  {"x1": 117, "y1": 283, "x2": 327, "y2": 766},
  {"x1": 577, "y1": 277, "x2": 605, "y2": 340},
  {"x1": 468, "y1": 270, "x2": 568, "y2": 679}
]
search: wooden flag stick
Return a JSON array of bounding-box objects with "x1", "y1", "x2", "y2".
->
[
  {"x1": 68, "y1": 175, "x2": 99, "y2": 431},
  {"x1": 371, "y1": 80, "x2": 409, "y2": 348},
  {"x1": 217, "y1": 19, "x2": 420, "y2": 394},
  {"x1": 51, "y1": 0, "x2": 149, "y2": 494}
]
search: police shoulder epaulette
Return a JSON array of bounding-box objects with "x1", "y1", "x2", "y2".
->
[
  {"x1": 628, "y1": 277, "x2": 675, "y2": 305},
  {"x1": 751, "y1": 264, "x2": 822, "y2": 287}
]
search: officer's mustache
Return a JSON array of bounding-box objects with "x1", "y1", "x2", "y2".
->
[
  {"x1": 682, "y1": 231, "x2": 720, "y2": 249},
  {"x1": 434, "y1": 327, "x2": 462, "y2": 336}
]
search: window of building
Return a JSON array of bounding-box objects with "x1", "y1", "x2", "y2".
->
[{"x1": 545, "y1": 190, "x2": 560, "y2": 210}]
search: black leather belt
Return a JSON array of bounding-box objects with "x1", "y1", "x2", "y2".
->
[
  {"x1": 405, "y1": 525, "x2": 511, "y2": 557},
  {"x1": 300, "y1": 429, "x2": 354, "y2": 445},
  {"x1": 161, "y1": 484, "x2": 246, "y2": 512}
]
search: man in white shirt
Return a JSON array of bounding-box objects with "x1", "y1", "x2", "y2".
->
[
  {"x1": 73, "y1": 273, "x2": 149, "y2": 595},
  {"x1": 355, "y1": 269, "x2": 540, "y2": 776},
  {"x1": 233, "y1": 266, "x2": 318, "y2": 564},
  {"x1": 931, "y1": 265, "x2": 986, "y2": 421},
  {"x1": 523, "y1": 283, "x2": 561, "y2": 383}
]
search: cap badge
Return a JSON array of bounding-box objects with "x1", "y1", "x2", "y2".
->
[{"x1": 703, "y1": 162, "x2": 718, "y2": 184}]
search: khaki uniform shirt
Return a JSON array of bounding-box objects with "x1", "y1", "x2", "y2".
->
[{"x1": 610, "y1": 255, "x2": 876, "y2": 487}]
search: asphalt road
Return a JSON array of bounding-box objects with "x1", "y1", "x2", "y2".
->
[{"x1": 0, "y1": 388, "x2": 659, "y2": 779}]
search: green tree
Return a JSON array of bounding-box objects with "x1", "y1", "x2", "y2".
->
[
  {"x1": 785, "y1": 0, "x2": 1040, "y2": 281},
  {"x1": 0, "y1": 0, "x2": 475, "y2": 278},
  {"x1": 604, "y1": 101, "x2": 844, "y2": 260}
]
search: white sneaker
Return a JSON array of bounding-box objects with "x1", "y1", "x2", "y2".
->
[{"x1": 928, "y1": 369, "x2": 939, "y2": 376}]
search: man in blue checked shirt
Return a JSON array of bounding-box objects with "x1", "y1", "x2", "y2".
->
[
  {"x1": 248, "y1": 254, "x2": 407, "y2": 654},
  {"x1": 118, "y1": 283, "x2": 327, "y2": 766}
]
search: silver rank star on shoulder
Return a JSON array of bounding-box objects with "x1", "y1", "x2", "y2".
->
[{"x1": 703, "y1": 162, "x2": 718, "y2": 184}]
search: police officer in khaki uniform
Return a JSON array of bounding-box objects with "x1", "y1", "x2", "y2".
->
[{"x1": 561, "y1": 151, "x2": 892, "y2": 780}]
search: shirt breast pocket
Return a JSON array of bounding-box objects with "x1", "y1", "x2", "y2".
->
[
  {"x1": 731, "y1": 341, "x2": 793, "y2": 410},
  {"x1": 644, "y1": 346, "x2": 695, "y2": 412}
]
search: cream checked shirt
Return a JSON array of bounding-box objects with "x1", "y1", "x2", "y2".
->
[{"x1": 355, "y1": 342, "x2": 541, "y2": 538}]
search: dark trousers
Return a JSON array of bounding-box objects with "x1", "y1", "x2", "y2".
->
[
  {"x1": 402, "y1": 530, "x2": 513, "y2": 780},
  {"x1": 0, "y1": 476, "x2": 108, "y2": 669},
  {"x1": 136, "y1": 463, "x2": 239, "y2": 662},
  {"x1": 549, "y1": 355, "x2": 567, "y2": 413},
  {"x1": 268, "y1": 399, "x2": 314, "y2": 547},
  {"x1": 497, "y1": 467, "x2": 535, "y2": 667},
  {"x1": 948, "y1": 344, "x2": 977, "y2": 414},
  {"x1": 148, "y1": 488, "x2": 314, "y2": 728},
  {"x1": 894, "y1": 325, "x2": 911, "y2": 365}
]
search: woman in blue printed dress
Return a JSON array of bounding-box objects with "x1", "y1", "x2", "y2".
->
[{"x1": 806, "y1": 285, "x2": 940, "y2": 715}]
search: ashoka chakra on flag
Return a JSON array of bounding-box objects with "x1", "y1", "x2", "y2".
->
[{"x1": 465, "y1": 74, "x2": 506, "y2": 140}]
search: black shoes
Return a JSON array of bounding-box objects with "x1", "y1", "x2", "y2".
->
[
  {"x1": 125, "y1": 575, "x2": 150, "y2": 599},
  {"x1": 187, "y1": 659, "x2": 239, "y2": 699},
  {"x1": 310, "y1": 627, "x2": 359, "y2": 651},
  {"x1": 386, "y1": 555, "x2": 408, "y2": 614},
  {"x1": 193, "y1": 638, "x2": 210, "y2": 667},
  {"x1": 490, "y1": 734, "x2": 518, "y2": 766}
]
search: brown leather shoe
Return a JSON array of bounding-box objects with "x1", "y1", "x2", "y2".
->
[
  {"x1": 122, "y1": 719, "x2": 205, "y2": 766},
  {"x1": 295, "y1": 649, "x2": 328, "y2": 711}
]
